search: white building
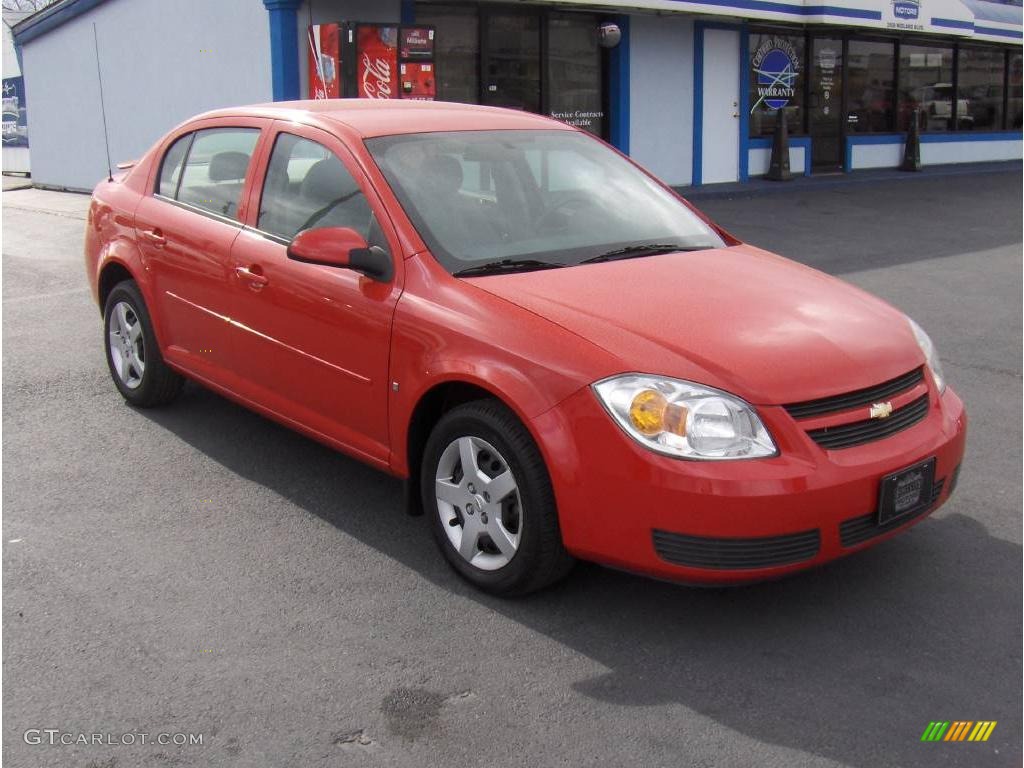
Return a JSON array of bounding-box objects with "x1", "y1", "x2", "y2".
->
[{"x1": 11, "y1": 0, "x2": 1023, "y2": 191}]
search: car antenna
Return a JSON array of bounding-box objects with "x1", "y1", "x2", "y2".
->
[{"x1": 92, "y1": 22, "x2": 113, "y2": 182}]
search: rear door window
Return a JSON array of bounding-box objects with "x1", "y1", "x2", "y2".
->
[
  {"x1": 170, "y1": 128, "x2": 260, "y2": 221},
  {"x1": 157, "y1": 133, "x2": 192, "y2": 199}
]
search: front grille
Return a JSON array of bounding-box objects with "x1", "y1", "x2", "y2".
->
[
  {"x1": 840, "y1": 477, "x2": 945, "y2": 547},
  {"x1": 805, "y1": 394, "x2": 929, "y2": 450},
  {"x1": 652, "y1": 528, "x2": 821, "y2": 570},
  {"x1": 784, "y1": 368, "x2": 924, "y2": 420}
]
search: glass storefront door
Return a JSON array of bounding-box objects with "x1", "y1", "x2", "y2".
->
[
  {"x1": 809, "y1": 37, "x2": 844, "y2": 171},
  {"x1": 414, "y1": 4, "x2": 607, "y2": 139},
  {"x1": 481, "y1": 9, "x2": 541, "y2": 112}
]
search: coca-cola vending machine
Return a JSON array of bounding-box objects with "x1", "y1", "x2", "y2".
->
[
  {"x1": 307, "y1": 22, "x2": 436, "y2": 101},
  {"x1": 356, "y1": 24, "x2": 399, "y2": 99},
  {"x1": 307, "y1": 23, "x2": 340, "y2": 99}
]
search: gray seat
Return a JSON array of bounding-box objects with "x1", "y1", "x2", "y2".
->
[
  {"x1": 178, "y1": 151, "x2": 249, "y2": 218},
  {"x1": 297, "y1": 158, "x2": 371, "y2": 235}
]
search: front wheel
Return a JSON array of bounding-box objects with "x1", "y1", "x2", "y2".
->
[
  {"x1": 103, "y1": 280, "x2": 184, "y2": 407},
  {"x1": 421, "y1": 400, "x2": 574, "y2": 596}
]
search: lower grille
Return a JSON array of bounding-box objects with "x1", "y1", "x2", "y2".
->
[
  {"x1": 840, "y1": 478, "x2": 945, "y2": 548},
  {"x1": 806, "y1": 394, "x2": 929, "y2": 450},
  {"x1": 652, "y1": 528, "x2": 821, "y2": 570}
]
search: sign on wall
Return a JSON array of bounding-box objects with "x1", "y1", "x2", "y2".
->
[
  {"x1": 2, "y1": 76, "x2": 29, "y2": 148},
  {"x1": 750, "y1": 36, "x2": 800, "y2": 113}
]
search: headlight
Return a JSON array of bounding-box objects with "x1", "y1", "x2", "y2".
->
[
  {"x1": 907, "y1": 317, "x2": 946, "y2": 394},
  {"x1": 592, "y1": 375, "x2": 777, "y2": 460}
]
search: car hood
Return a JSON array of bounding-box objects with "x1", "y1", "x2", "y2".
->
[{"x1": 466, "y1": 245, "x2": 925, "y2": 405}]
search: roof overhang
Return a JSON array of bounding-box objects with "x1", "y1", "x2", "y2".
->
[
  {"x1": 557, "y1": 0, "x2": 1022, "y2": 43},
  {"x1": 11, "y1": 0, "x2": 1021, "y2": 46},
  {"x1": 12, "y1": 0, "x2": 109, "y2": 46}
]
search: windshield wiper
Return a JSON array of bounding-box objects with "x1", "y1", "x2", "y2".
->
[
  {"x1": 579, "y1": 243, "x2": 709, "y2": 265},
  {"x1": 453, "y1": 258, "x2": 565, "y2": 277}
]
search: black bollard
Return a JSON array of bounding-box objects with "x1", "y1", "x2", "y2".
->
[
  {"x1": 901, "y1": 109, "x2": 922, "y2": 172},
  {"x1": 766, "y1": 108, "x2": 793, "y2": 181}
]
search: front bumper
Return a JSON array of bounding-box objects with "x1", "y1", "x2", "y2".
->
[{"x1": 530, "y1": 382, "x2": 967, "y2": 584}]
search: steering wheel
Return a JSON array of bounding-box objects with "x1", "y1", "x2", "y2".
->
[{"x1": 535, "y1": 194, "x2": 598, "y2": 233}]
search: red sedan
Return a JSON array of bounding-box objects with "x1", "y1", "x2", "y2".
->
[{"x1": 84, "y1": 100, "x2": 966, "y2": 595}]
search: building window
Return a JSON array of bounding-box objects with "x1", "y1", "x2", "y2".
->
[
  {"x1": 898, "y1": 44, "x2": 954, "y2": 131},
  {"x1": 749, "y1": 33, "x2": 805, "y2": 138},
  {"x1": 414, "y1": 4, "x2": 479, "y2": 104},
  {"x1": 547, "y1": 12, "x2": 604, "y2": 137},
  {"x1": 958, "y1": 47, "x2": 1007, "y2": 131},
  {"x1": 1009, "y1": 52, "x2": 1023, "y2": 129},
  {"x1": 846, "y1": 40, "x2": 895, "y2": 133}
]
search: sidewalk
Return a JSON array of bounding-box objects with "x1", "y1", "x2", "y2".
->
[
  {"x1": 2, "y1": 186, "x2": 91, "y2": 219},
  {"x1": 2, "y1": 174, "x2": 32, "y2": 192},
  {"x1": 675, "y1": 160, "x2": 1022, "y2": 200}
]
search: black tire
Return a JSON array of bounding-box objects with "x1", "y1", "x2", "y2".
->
[
  {"x1": 103, "y1": 280, "x2": 184, "y2": 407},
  {"x1": 421, "y1": 399, "x2": 574, "y2": 596}
]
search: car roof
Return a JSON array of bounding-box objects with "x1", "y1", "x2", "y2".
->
[{"x1": 191, "y1": 99, "x2": 573, "y2": 138}]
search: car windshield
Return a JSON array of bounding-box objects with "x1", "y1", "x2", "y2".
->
[{"x1": 365, "y1": 130, "x2": 726, "y2": 275}]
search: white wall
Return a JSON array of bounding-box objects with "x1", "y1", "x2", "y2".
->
[
  {"x1": 20, "y1": 0, "x2": 271, "y2": 191},
  {"x1": 748, "y1": 146, "x2": 807, "y2": 176},
  {"x1": 628, "y1": 14, "x2": 694, "y2": 186},
  {"x1": 850, "y1": 138, "x2": 1023, "y2": 170},
  {"x1": 921, "y1": 138, "x2": 1023, "y2": 164},
  {"x1": 850, "y1": 142, "x2": 903, "y2": 170},
  {"x1": 296, "y1": 0, "x2": 401, "y2": 99}
]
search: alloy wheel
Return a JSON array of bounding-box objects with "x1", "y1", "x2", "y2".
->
[
  {"x1": 434, "y1": 435, "x2": 523, "y2": 570},
  {"x1": 108, "y1": 300, "x2": 146, "y2": 390}
]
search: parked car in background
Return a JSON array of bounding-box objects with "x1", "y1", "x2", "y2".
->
[
  {"x1": 909, "y1": 83, "x2": 973, "y2": 130},
  {"x1": 84, "y1": 101, "x2": 967, "y2": 595}
]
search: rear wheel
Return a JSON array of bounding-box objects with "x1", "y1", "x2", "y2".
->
[
  {"x1": 103, "y1": 280, "x2": 184, "y2": 407},
  {"x1": 421, "y1": 399, "x2": 574, "y2": 595}
]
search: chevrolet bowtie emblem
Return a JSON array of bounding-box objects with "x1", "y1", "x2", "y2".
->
[{"x1": 869, "y1": 401, "x2": 894, "y2": 419}]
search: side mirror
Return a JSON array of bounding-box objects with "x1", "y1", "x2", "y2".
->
[{"x1": 287, "y1": 227, "x2": 393, "y2": 282}]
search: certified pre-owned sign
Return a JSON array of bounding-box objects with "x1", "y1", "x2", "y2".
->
[{"x1": 750, "y1": 36, "x2": 801, "y2": 113}]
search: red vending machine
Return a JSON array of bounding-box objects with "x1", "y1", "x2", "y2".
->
[
  {"x1": 356, "y1": 25, "x2": 399, "y2": 99},
  {"x1": 307, "y1": 23, "x2": 340, "y2": 99},
  {"x1": 307, "y1": 22, "x2": 435, "y2": 101},
  {"x1": 398, "y1": 26, "x2": 436, "y2": 100}
]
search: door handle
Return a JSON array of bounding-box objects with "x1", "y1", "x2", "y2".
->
[
  {"x1": 140, "y1": 228, "x2": 166, "y2": 247},
  {"x1": 234, "y1": 265, "x2": 269, "y2": 290}
]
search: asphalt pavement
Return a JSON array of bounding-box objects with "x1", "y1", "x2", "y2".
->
[{"x1": 3, "y1": 167, "x2": 1022, "y2": 768}]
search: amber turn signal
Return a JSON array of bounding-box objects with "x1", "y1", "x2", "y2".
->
[{"x1": 628, "y1": 390, "x2": 688, "y2": 437}]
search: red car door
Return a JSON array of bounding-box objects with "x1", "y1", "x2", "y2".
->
[
  {"x1": 134, "y1": 118, "x2": 265, "y2": 382},
  {"x1": 225, "y1": 123, "x2": 403, "y2": 465}
]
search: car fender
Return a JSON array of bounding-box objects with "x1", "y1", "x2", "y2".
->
[
  {"x1": 94, "y1": 239, "x2": 169, "y2": 346},
  {"x1": 386, "y1": 254, "x2": 622, "y2": 478},
  {"x1": 388, "y1": 359, "x2": 585, "y2": 478}
]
